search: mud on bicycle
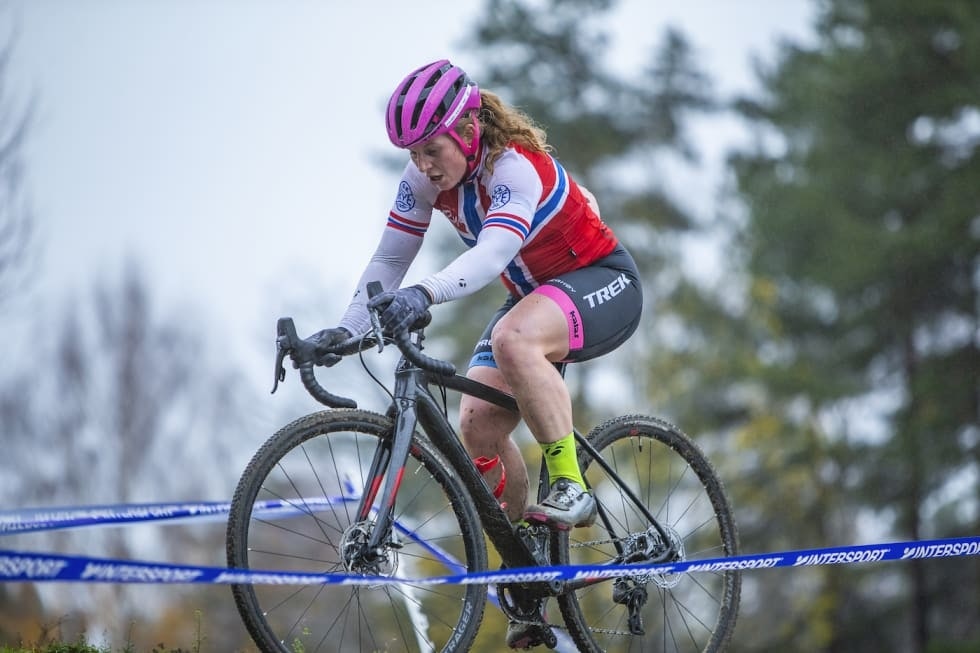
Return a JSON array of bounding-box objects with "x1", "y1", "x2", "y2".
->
[{"x1": 226, "y1": 283, "x2": 741, "y2": 652}]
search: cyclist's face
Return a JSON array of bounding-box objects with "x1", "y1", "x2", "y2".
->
[{"x1": 409, "y1": 134, "x2": 467, "y2": 190}]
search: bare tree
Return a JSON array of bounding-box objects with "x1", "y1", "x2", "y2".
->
[
  {"x1": 1, "y1": 263, "x2": 255, "y2": 643},
  {"x1": 0, "y1": 28, "x2": 34, "y2": 307}
]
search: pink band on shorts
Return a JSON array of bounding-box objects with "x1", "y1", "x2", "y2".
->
[{"x1": 533, "y1": 284, "x2": 584, "y2": 352}]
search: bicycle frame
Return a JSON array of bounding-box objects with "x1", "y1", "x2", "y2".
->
[
  {"x1": 352, "y1": 337, "x2": 672, "y2": 585},
  {"x1": 353, "y1": 347, "x2": 543, "y2": 572},
  {"x1": 426, "y1": 371, "x2": 675, "y2": 570},
  {"x1": 240, "y1": 311, "x2": 741, "y2": 653},
  {"x1": 273, "y1": 310, "x2": 676, "y2": 590}
]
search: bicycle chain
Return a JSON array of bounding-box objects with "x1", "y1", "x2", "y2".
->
[
  {"x1": 510, "y1": 618, "x2": 567, "y2": 630},
  {"x1": 511, "y1": 619, "x2": 632, "y2": 638},
  {"x1": 510, "y1": 614, "x2": 636, "y2": 639},
  {"x1": 543, "y1": 537, "x2": 660, "y2": 640},
  {"x1": 506, "y1": 621, "x2": 633, "y2": 637},
  {"x1": 570, "y1": 537, "x2": 619, "y2": 548},
  {"x1": 508, "y1": 617, "x2": 631, "y2": 639},
  {"x1": 512, "y1": 533, "x2": 636, "y2": 641},
  {"x1": 590, "y1": 627, "x2": 634, "y2": 636}
]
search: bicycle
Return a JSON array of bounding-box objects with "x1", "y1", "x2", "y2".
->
[{"x1": 226, "y1": 282, "x2": 741, "y2": 652}]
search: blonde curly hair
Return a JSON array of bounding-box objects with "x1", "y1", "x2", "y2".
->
[{"x1": 455, "y1": 91, "x2": 551, "y2": 174}]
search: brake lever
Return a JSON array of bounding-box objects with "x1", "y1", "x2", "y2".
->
[
  {"x1": 369, "y1": 310, "x2": 384, "y2": 353},
  {"x1": 272, "y1": 317, "x2": 300, "y2": 394},
  {"x1": 366, "y1": 281, "x2": 385, "y2": 353},
  {"x1": 272, "y1": 344, "x2": 287, "y2": 394}
]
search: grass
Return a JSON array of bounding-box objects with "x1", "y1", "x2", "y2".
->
[
  {"x1": 0, "y1": 641, "x2": 198, "y2": 653},
  {"x1": 1, "y1": 611, "x2": 206, "y2": 653},
  {"x1": 0, "y1": 646, "x2": 194, "y2": 653}
]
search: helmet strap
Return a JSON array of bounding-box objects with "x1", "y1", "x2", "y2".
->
[{"x1": 447, "y1": 115, "x2": 482, "y2": 180}]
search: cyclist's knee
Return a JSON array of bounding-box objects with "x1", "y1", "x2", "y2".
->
[
  {"x1": 489, "y1": 326, "x2": 540, "y2": 372},
  {"x1": 491, "y1": 308, "x2": 567, "y2": 369}
]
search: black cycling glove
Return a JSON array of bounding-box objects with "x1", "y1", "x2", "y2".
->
[
  {"x1": 307, "y1": 326, "x2": 351, "y2": 367},
  {"x1": 367, "y1": 285, "x2": 432, "y2": 335}
]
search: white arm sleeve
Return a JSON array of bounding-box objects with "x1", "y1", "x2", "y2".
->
[
  {"x1": 417, "y1": 226, "x2": 523, "y2": 303},
  {"x1": 338, "y1": 227, "x2": 424, "y2": 334}
]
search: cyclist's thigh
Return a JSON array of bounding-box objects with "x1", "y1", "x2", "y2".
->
[{"x1": 532, "y1": 244, "x2": 643, "y2": 363}]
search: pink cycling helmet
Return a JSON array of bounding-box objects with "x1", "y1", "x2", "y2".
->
[{"x1": 385, "y1": 60, "x2": 482, "y2": 153}]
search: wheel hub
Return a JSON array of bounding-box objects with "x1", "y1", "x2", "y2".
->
[
  {"x1": 619, "y1": 525, "x2": 685, "y2": 589},
  {"x1": 341, "y1": 520, "x2": 399, "y2": 588}
]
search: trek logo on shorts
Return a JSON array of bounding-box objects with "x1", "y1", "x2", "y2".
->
[{"x1": 583, "y1": 273, "x2": 631, "y2": 308}]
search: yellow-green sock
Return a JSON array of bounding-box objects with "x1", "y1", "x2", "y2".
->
[{"x1": 541, "y1": 433, "x2": 585, "y2": 487}]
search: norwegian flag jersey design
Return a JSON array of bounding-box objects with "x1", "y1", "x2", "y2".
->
[{"x1": 388, "y1": 143, "x2": 618, "y2": 297}]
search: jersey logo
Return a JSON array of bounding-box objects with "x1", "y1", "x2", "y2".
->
[
  {"x1": 396, "y1": 181, "x2": 416, "y2": 212},
  {"x1": 489, "y1": 184, "x2": 512, "y2": 210}
]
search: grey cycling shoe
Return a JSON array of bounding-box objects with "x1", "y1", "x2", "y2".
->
[{"x1": 523, "y1": 479, "x2": 597, "y2": 530}]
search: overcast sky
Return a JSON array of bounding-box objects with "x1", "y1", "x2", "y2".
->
[{"x1": 5, "y1": 0, "x2": 815, "y2": 385}]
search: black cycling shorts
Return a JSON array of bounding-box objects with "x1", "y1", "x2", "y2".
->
[{"x1": 469, "y1": 244, "x2": 642, "y2": 369}]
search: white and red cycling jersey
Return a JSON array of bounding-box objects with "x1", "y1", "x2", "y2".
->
[{"x1": 340, "y1": 143, "x2": 618, "y2": 334}]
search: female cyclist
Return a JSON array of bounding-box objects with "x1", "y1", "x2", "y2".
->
[{"x1": 312, "y1": 59, "x2": 643, "y2": 647}]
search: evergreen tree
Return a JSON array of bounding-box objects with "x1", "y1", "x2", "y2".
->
[{"x1": 727, "y1": 0, "x2": 980, "y2": 650}]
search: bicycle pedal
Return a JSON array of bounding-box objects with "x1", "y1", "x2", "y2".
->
[
  {"x1": 517, "y1": 524, "x2": 551, "y2": 565},
  {"x1": 506, "y1": 621, "x2": 556, "y2": 650}
]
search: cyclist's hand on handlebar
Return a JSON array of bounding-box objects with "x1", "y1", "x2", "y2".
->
[
  {"x1": 306, "y1": 327, "x2": 351, "y2": 367},
  {"x1": 367, "y1": 285, "x2": 432, "y2": 335}
]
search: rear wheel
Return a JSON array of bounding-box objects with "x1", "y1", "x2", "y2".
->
[
  {"x1": 556, "y1": 414, "x2": 740, "y2": 652},
  {"x1": 226, "y1": 409, "x2": 488, "y2": 653}
]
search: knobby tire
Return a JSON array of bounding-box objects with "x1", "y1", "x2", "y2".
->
[
  {"x1": 555, "y1": 414, "x2": 741, "y2": 653},
  {"x1": 226, "y1": 409, "x2": 488, "y2": 653}
]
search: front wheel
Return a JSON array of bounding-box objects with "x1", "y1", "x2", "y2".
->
[
  {"x1": 226, "y1": 409, "x2": 488, "y2": 653},
  {"x1": 556, "y1": 414, "x2": 741, "y2": 652}
]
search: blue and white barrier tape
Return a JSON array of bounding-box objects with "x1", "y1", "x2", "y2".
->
[
  {"x1": 0, "y1": 501, "x2": 233, "y2": 534},
  {"x1": 1, "y1": 537, "x2": 977, "y2": 586},
  {"x1": 0, "y1": 499, "x2": 347, "y2": 535},
  {"x1": 2, "y1": 501, "x2": 976, "y2": 586}
]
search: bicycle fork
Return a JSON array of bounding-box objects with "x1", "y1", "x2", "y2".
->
[{"x1": 348, "y1": 367, "x2": 421, "y2": 566}]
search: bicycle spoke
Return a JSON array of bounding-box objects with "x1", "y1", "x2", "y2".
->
[
  {"x1": 556, "y1": 415, "x2": 740, "y2": 653},
  {"x1": 227, "y1": 411, "x2": 487, "y2": 652}
]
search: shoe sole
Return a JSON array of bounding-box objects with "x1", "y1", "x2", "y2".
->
[{"x1": 523, "y1": 511, "x2": 596, "y2": 530}]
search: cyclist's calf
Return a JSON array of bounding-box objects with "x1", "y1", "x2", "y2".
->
[{"x1": 459, "y1": 367, "x2": 528, "y2": 522}]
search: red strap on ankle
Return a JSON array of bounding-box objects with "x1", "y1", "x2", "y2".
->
[{"x1": 472, "y1": 455, "x2": 507, "y2": 499}]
